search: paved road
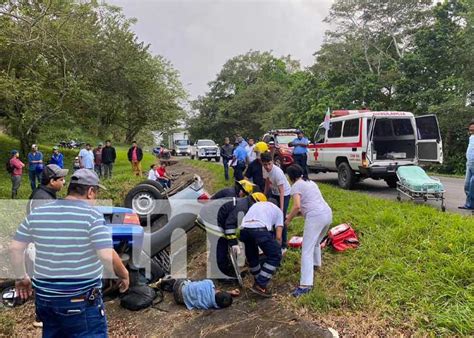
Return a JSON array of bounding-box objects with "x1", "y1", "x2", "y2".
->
[{"x1": 309, "y1": 172, "x2": 473, "y2": 216}]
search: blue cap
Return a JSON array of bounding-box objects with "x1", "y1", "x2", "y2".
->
[{"x1": 11, "y1": 150, "x2": 18, "y2": 155}]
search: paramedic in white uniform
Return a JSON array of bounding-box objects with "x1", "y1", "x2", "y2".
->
[{"x1": 285, "y1": 164, "x2": 332, "y2": 297}]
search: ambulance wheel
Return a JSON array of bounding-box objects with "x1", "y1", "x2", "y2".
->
[
  {"x1": 385, "y1": 177, "x2": 398, "y2": 189},
  {"x1": 337, "y1": 162, "x2": 355, "y2": 190}
]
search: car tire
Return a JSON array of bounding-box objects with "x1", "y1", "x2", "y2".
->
[
  {"x1": 124, "y1": 184, "x2": 170, "y2": 223},
  {"x1": 138, "y1": 180, "x2": 166, "y2": 193},
  {"x1": 385, "y1": 177, "x2": 398, "y2": 188},
  {"x1": 337, "y1": 162, "x2": 355, "y2": 190}
]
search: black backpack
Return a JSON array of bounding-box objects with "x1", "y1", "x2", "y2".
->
[
  {"x1": 120, "y1": 285, "x2": 163, "y2": 311},
  {"x1": 5, "y1": 160, "x2": 13, "y2": 174}
]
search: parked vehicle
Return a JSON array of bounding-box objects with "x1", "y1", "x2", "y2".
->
[
  {"x1": 169, "y1": 132, "x2": 191, "y2": 156},
  {"x1": 191, "y1": 139, "x2": 220, "y2": 161},
  {"x1": 58, "y1": 140, "x2": 85, "y2": 149},
  {"x1": 152, "y1": 145, "x2": 171, "y2": 159},
  {"x1": 307, "y1": 110, "x2": 443, "y2": 189},
  {"x1": 262, "y1": 129, "x2": 298, "y2": 171}
]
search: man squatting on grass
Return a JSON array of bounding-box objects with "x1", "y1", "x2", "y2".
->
[{"x1": 10, "y1": 169, "x2": 129, "y2": 337}]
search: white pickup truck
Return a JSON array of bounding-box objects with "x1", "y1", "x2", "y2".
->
[
  {"x1": 307, "y1": 110, "x2": 443, "y2": 189},
  {"x1": 191, "y1": 139, "x2": 220, "y2": 161}
]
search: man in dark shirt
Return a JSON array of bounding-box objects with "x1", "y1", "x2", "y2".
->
[
  {"x1": 101, "y1": 140, "x2": 116, "y2": 179},
  {"x1": 220, "y1": 137, "x2": 234, "y2": 181},
  {"x1": 245, "y1": 158, "x2": 265, "y2": 192},
  {"x1": 28, "y1": 164, "x2": 68, "y2": 214}
]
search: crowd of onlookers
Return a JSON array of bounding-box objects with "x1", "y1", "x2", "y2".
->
[{"x1": 7, "y1": 140, "x2": 118, "y2": 199}]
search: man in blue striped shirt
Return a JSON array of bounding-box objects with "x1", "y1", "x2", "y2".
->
[{"x1": 10, "y1": 169, "x2": 129, "y2": 337}]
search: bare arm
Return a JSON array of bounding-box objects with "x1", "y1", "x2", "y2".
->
[
  {"x1": 9, "y1": 240, "x2": 32, "y2": 300},
  {"x1": 264, "y1": 178, "x2": 270, "y2": 196},
  {"x1": 96, "y1": 248, "x2": 129, "y2": 293},
  {"x1": 278, "y1": 185, "x2": 285, "y2": 211},
  {"x1": 286, "y1": 193, "x2": 301, "y2": 226},
  {"x1": 275, "y1": 226, "x2": 283, "y2": 245}
]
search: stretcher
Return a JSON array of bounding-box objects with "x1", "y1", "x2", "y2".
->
[{"x1": 396, "y1": 166, "x2": 446, "y2": 212}]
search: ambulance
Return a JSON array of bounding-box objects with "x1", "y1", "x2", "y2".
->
[{"x1": 307, "y1": 110, "x2": 443, "y2": 189}]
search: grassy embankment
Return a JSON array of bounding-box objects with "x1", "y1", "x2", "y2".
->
[{"x1": 185, "y1": 159, "x2": 473, "y2": 336}]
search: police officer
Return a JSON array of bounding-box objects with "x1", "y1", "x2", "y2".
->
[{"x1": 290, "y1": 130, "x2": 309, "y2": 179}]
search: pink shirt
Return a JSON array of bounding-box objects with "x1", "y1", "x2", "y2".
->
[
  {"x1": 10, "y1": 157, "x2": 25, "y2": 176},
  {"x1": 132, "y1": 147, "x2": 138, "y2": 162}
]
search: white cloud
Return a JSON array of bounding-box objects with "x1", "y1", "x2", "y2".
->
[{"x1": 107, "y1": 0, "x2": 334, "y2": 98}]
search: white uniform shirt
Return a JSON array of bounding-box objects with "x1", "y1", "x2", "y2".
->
[
  {"x1": 290, "y1": 179, "x2": 331, "y2": 217},
  {"x1": 148, "y1": 169, "x2": 157, "y2": 180},
  {"x1": 240, "y1": 202, "x2": 284, "y2": 231},
  {"x1": 246, "y1": 145, "x2": 256, "y2": 162},
  {"x1": 263, "y1": 165, "x2": 291, "y2": 196}
]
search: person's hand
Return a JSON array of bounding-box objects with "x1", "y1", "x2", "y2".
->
[
  {"x1": 276, "y1": 237, "x2": 282, "y2": 247},
  {"x1": 15, "y1": 276, "x2": 32, "y2": 301},
  {"x1": 229, "y1": 289, "x2": 240, "y2": 297},
  {"x1": 231, "y1": 245, "x2": 241, "y2": 256},
  {"x1": 118, "y1": 273, "x2": 130, "y2": 293}
]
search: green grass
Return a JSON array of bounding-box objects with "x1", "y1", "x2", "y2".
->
[{"x1": 186, "y1": 160, "x2": 474, "y2": 336}]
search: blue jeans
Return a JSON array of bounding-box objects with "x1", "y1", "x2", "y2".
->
[
  {"x1": 270, "y1": 194, "x2": 290, "y2": 248},
  {"x1": 222, "y1": 158, "x2": 230, "y2": 180},
  {"x1": 240, "y1": 228, "x2": 282, "y2": 288},
  {"x1": 464, "y1": 162, "x2": 474, "y2": 208},
  {"x1": 29, "y1": 170, "x2": 41, "y2": 191},
  {"x1": 36, "y1": 295, "x2": 107, "y2": 338},
  {"x1": 158, "y1": 178, "x2": 171, "y2": 188},
  {"x1": 293, "y1": 153, "x2": 308, "y2": 179}
]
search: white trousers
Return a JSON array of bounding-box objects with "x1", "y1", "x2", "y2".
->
[{"x1": 300, "y1": 211, "x2": 332, "y2": 286}]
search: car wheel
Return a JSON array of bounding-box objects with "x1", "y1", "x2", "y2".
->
[
  {"x1": 138, "y1": 180, "x2": 166, "y2": 193},
  {"x1": 337, "y1": 162, "x2": 355, "y2": 190},
  {"x1": 384, "y1": 177, "x2": 398, "y2": 188},
  {"x1": 124, "y1": 184, "x2": 170, "y2": 223}
]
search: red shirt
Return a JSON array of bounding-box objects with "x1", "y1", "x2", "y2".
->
[
  {"x1": 10, "y1": 157, "x2": 25, "y2": 176},
  {"x1": 157, "y1": 167, "x2": 166, "y2": 178},
  {"x1": 131, "y1": 147, "x2": 138, "y2": 162}
]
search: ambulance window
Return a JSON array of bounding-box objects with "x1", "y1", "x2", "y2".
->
[
  {"x1": 314, "y1": 128, "x2": 325, "y2": 143},
  {"x1": 374, "y1": 119, "x2": 393, "y2": 137},
  {"x1": 393, "y1": 119, "x2": 414, "y2": 136},
  {"x1": 343, "y1": 119, "x2": 359, "y2": 137},
  {"x1": 328, "y1": 121, "x2": 343, "y2": 138}
]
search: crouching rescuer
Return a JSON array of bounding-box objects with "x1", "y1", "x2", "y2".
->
[{"x1": 239, "y1": 200, "x2": 284, "y2": 297}]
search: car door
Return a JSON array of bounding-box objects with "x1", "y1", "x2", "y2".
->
[{"x1": 415, "y1": 115, "x2": 443, "y2": 164}]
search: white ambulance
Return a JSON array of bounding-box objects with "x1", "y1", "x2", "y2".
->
[{"x1": 307, "y1": 110, "x2": 443, "y2": 189}]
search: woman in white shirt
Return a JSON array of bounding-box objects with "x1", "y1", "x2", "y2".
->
[{"x1": 285, "y1": 164, "x2": 332, "y2": 297}]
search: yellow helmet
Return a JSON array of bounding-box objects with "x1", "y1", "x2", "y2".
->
[
  {"x1": 250, "y1": 192, "x2": 267, "y2": 203},
  {"x1": 254, "y1": 141, "x2": 269, "y2": 153},
  {"x1": 236, "y1": 179, "x2": 256, "y2": 195}
]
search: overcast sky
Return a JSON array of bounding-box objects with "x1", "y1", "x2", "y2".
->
[{"x1": 107, "y1": 0, "x2": 334, "y2": 99}]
